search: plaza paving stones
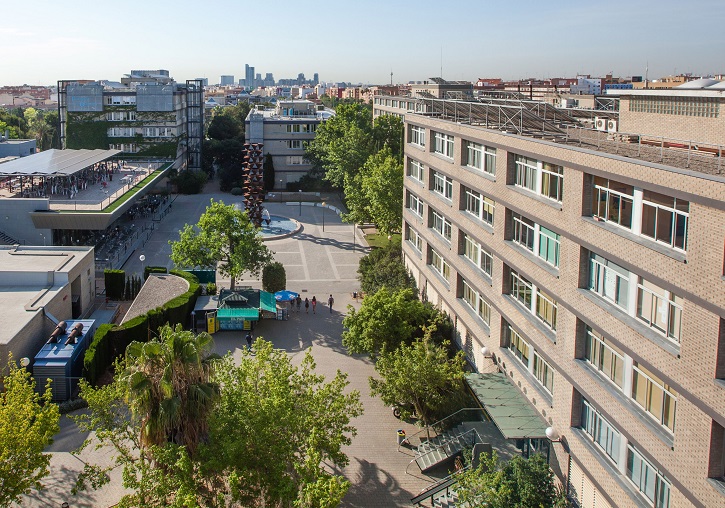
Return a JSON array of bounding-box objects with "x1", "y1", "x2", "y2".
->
[{"x1": 22, "y1": 185, "x2": 438, "y2": 507}]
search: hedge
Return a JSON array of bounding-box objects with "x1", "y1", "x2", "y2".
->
[
  {"x1": 144, "y1": 265, "x2": 167, "y2": 280},
  {"x1": 84, "y1": 270, "x2": 202, "y2": 385},
  {"x1": 104, "y1": 269, "x2": 125, "y2": 300}
]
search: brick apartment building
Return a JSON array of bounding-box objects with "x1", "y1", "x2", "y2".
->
[{"x1": 374, "y1": 88, "x2": 725, "y2": 507}]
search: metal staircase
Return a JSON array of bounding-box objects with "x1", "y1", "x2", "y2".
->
[
  {"x1": 413, "y1": 424, "x2": 480, "y2": 472},
  {"x1": 0, "y1": 229, "x2": 20, "y2": 245}
]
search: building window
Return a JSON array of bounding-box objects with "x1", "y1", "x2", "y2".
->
[
  {"x1": 406, "y1": 223, "x2": 423, "y2": 253},
  {"x1": 461, "y1": 279, "x2": 491, "y2": 325},
  {"x1": 592, "y1": 177, "x2": 634, "y2": 229},
  {"x1": 463, "y1": 234, "x2": 493, "y2": 276},
  {"x1": 408, "y1": 192, "x2": 424, "y2": 217},
  {"x1": 430, "y1": 248, "x2": 450, "y2": 281},
  {"x1": 512, "y1": 213, "x2": 535, "y2": 252},
  {"x1": 632, "y1": 362, "x2": 677, "y2": 432},
  {"x1": 407, "y1": 158, "x2": 424, "y2": 183},
  {"x1": 287, "y1": 156, "x2": 305, "y2": 165},
  {"x1": 641, "y1": 190, "x2": 688, "y2": 251},
  {"x1": 287, "y1": 140, "x2": 303, "y2": 149},
  {"x1": 533, "y1": 352, "x2": 554, "y2": 394},
  {"x1": 433, "y1": 131, "x2": 454, "y2": 158},
  {"x1": 584, "y1": 327, "x2": 625, "y2": 389},
  {"x1": 538, "y1": 226, "x2": 560, "y2": 267},
  {"x1": 508, "y1": 326, "x2": 530, "y2": 366},
  {"x1": 626, "y1": 446, "x2": 671, "y2": 508},
  {"x1": 510, "y1": 269, "x2": 533, "y2": 309},
  {"x1": 637, "y1": 277, "x2": 683, "y2": 343},
  {"x1": 430, "y1": 209, "x2": 452, "y2": 242},
  {"x1": 464, "y1": 188, "x2": 495, "y2": 226},
  {"x1": 630, "y1": 96, "x2": 718, "y2": 118},
  {"x1": 432, "y1": 171, "x2": 453, "y2": 200},
  {"x1": 708, "y1": 420, "x2": 725, "y2": 481},
  {"x1": 589, "y1": 253, "x2": 630, "y2": 310},
  {"x1": 286, "y1": 124, "x2": 301, "y2": 133},
  {"x1": 465, "y1": 141, "x2": 496, "y2": 175},
  {"x1": 535, "y1": 288, "x2": 558, "y2": 331},
  {"x1": 514, "y1": 154, "x2": 563, "y2": 202},
  {"x1": 410, "y1": 125, "x2": 426, "y2": 147},
  {"x1": 581, "y1": 399, "x2": 621, "y2": 466}
]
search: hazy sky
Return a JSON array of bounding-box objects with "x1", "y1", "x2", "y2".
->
[{"x1": 2, "y1": 0, "x2": 723, "y2": 86}]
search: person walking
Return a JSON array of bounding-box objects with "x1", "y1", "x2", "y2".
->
[
  {"x1": 311, "y1": 296, "x2": 317, "y2": 314},
  {"x1": 245, "y1": 331, "x2": 253, "y2": 352},
  {"x1": 296, "y1": 295, "x2": 301, "y2": 313},
  {"x1": 328, "y1": 294, "x2": 334, "y2": 313},
  {"x1": 304, "y1": 297, "x2": 310, "y2": 314}
]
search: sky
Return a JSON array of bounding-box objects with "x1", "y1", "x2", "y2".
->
[{"x1": 1, "y1": 0, "x2": 724, "y2": 86}]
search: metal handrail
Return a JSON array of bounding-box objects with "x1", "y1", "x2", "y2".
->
[
  {"x1": 404, "y1": 427, "x2": 480, "y2": 475},
  {"x1": 410, "y1": 465, "x2": 471, "y2": 506},
  {"x1": 398, "y1": 407, "x2": 486, "y2": 452}
]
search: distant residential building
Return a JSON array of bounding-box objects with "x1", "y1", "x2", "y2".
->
[
  {"x1": 245, "y1": 100, "x2": 334, "y2": 188},
  {"x1": 409, "y1": 77, "x2": 473, "y2": 100},
  {"x1": 220, "y1": 75, "x2": 235, "y2": 86},
  {"x1": 633, "y1": 75, "x2": 695, "y2": 90},
  {"x1": 571, "y1": 76, "x2": 605, "y2": 95},
  {"x1": 59, "y1": 71, "x2": 204, "y2": 170},
  {"x1": 196, "y1": 77, "x2": 209, "y2": 87},
  {"x1": 0, "y1": 133, "x2": 36, "y2": 159}
]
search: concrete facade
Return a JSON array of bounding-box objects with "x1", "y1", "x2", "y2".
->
[{"x1": 396, "y1": 104, "x2": 725, "y2": 507}]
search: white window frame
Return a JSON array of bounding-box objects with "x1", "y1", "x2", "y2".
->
[
  {"x1": 287, "y1": 139, "x2": 303, "y2": 149},
  {"x1": 463, "y1": 234, "x2": 493, "y2": 276},
  {"x1": 432, "y1": 171, "x2": 453, "y2": 200},
  {"x1": 535, "y1": 287, "x2": 558, "y2": 331},
  {"x1": 589, "y1": 253, "x2": 630, "y2": 311},
  {"x1": 636, "y1": 277, "x2": 683, "y2": 343},
  {"x1": 406, "y1": 224, "x2": 423, "y2": 253},
  {"x1": 592, "y1": 177, "x2": 634, "y2": 230},
  {"x1": 461, "y1": 279, "x2": 491, "y2": 325},
  {"x1": 286, "y1": 124, "x2": 301, "y2": 133},
  {"x1": 433, "y1": 131, "x2": 454, "y2": 158},
  {"x1": 510, "y1": 269, "x2": 533, "y2": 310},
  {"x1": 508, "y1": 326, "x2": 530, "y2": 366},
  {"x1": 464, "y1": 187, "x2": 494, "y2": 225},
  {"x1": 408, "y1": 192, "x2": 424, "y2": 217},
  {"x1": 431, "y1": 209, "x2": 452, "y2": 242},
  {"x1": 430, "y1": 248, "x2": 450, "y2": 281},
  {"x1": 514, "y1": 154, "x2": 563, "y2": 203},
  {"x1": 626, "y1": 445, "x2": 671, "y2": 508},
  {"x1": 631, "y1": 362, "x2": 677, "y2": 432},
  {"x1": 581, "y1": 399, "x2": 621, "y2": 466},
  {"x1": 407, "y1": 158, "x2": 424, "y2": 183},
  {"x1": 509, "y1": 268, "x2": 558, "y2": 332},
  {"x1": 533, "y1": 351, "x2": 554, "y2": 394},
  {"x1": 584, "y1": 327, "x2": 625, "y2": 390},
  {"x1": 641, "y1": 192, "x2": 689, "y2": 251},
  {"x1": 410, "y1": 125, "x2": 426, "y2": 147}
]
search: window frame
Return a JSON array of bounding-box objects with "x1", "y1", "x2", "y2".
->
[
  {"x1": 581, "y1": 398, "x2": 622, "y2": 466},
  {"x1": 410, "y1": 125, "x2": 426, "y2": 147},
  {"x1": 407, "y1": 158, "x2": 425, "y2": 183},
  {"x1": 461, "y1": 279, "x2": 491, "y2": 325},
  {"x1": 433, "y1": 131, "x2": 454, "y2": 158},
  {"x1": 430, "y1": 248, "x2": 451, "y2": 281},
  {"x1": 636, "y1": 277, "x2": 683, "y2": 343},
  {"x1": 463, "y1": 234, "x2": 493, "y2": 276},
  {"x1": 533, "y1": 352, "x2": 554, "y2": 394},
  {"x1": 431, "y1": 209, "x2": 452, "y2": 242},
  {"x1": 433, "y1": 171, "x2": 453, "y2": 200},
  {"x1": 626, "y1": 445, "x2": 671, "y2": 508},
  {"x1": 632, "y1": 362, "x2": 677, "y2": 432},
  {"x1": 584, "y1": 327, "x2": 625, "y2": 390},
  {"x1": 408, "y1": 192, "x2": 424, "y2": 217}
]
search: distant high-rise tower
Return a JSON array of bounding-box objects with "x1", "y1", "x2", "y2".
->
[
  {"x1": 220, "y1": 75, "x2": 234, "y2": 86},
  {"x1": 245, "y1": 64, "x2": 255, "y2": 88},
  {"x1": 313, "y1": 73, "x2": 319, "y2": 85},
  {"x1": 297, "y1": 73, "x2": 305, "y2": 86}
]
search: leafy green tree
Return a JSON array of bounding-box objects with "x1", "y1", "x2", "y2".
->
[
  {"x1": 369, "y1": 330, "x2": 466, "y2": 429},
  {"x1": 262, "y1": 261, "x2": 286, "y2": 293},
  {"x1": 120, "y1": 324, "x2": 220, "y2": 455},
  {"x1": 455, "y1": 452, "x2": 569, "y2": 508},
  {"x1": 0, "y1": 356, "x2": 60, "y2": 507},
  {"x1": 207, "y1": 114, "x2": 241, "y2": 140},
  {"x1": 358, "y1": 239, "x2": 415, "y2": 295},
  {"x1": 359, "y1": 146, "x2": 403, "y2": 235},
  {"x1": 342, "y1": 287, "x2": 428, "y2": 356},
  {"x1": 169, "y1": 199, "x2": 273, "y2": 289},
  {"x1": 203, "y1": 341, "x2": 362, "y2": 507},
  {"x1": 372, "y1": 114, "x2": 404, "y2": 159}
]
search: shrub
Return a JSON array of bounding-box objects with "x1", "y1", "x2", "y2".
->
[
  {"x1": 262, "y1": 262, "x2": 286, "y2": 293},
  {"x1": 58, "y1": 397, "x2": 89, "y2": 414},
  {"x1": 173, "y1": 170, "x2": 207, "y2": 194},
  {"x1": 104, "y1": 269, "x2": 125, "y2": 300},
  {"x1": 144, "y1": 265, "x2": 167, "y2": 280},
  {"x1": 230, "y1": 187, "x2": 243, "y2": 196},
  {"x1": 206, "y1": 282, "x2": 217, "y2": 295}
]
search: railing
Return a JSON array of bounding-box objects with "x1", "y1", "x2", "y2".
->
[
  {"x1": 411, "y1": 466, "x2": 470, "y2": 506},
  {"x1": 405, "y1": 427, "x2": 481, "y2": 475},
  {"x1": 398, "y1": 407, "x2": 487, "y2": 452}
]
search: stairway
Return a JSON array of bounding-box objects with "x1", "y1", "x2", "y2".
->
[
  {"x1": 414, "y1": 423, "x2": 480, "y2": 472},
  {"x1": 0, "y1": 229, "x2": 20, "y2": 245}
]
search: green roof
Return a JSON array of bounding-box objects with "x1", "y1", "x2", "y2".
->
[
  {"x1": 260, "y1": 291, "x2": 276, "y2": 313},
  {"x1": 216, "y1": 307, "x2": 259, "y2": 320},
  {"x1": 465, "y1": 372, "x2": 549, "y2": 440}
]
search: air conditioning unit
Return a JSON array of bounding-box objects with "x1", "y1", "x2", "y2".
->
[
  {"x1": 594, "y1": 117, "x2": 608, "y2": 131},
  {"x1": 607, "y1": 119, "x2": 618, "y2": 132}
]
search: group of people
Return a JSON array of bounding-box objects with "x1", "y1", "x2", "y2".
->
[{"x1": 291, "y1": 294, "x2": 335, "y2": 314}]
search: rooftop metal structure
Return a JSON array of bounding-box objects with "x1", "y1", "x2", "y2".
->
[{"x1": 0, "y1": 149, "x2": 119, "y2": 176}]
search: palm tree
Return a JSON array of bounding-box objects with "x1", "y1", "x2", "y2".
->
[{"x1": 121, "y1": 324, "x2": 220, "y2": 456}]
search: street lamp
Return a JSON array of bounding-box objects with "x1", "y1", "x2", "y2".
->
[
  {"x1": 298, "y1": 189, "x2": 302, "y2": 216},
  {"x1": 139, "y1": 254, "x2": 146, "y2": 278},
  {"x1": 20, "y1": 357, "x2": 30, "y2": 367},
  {"x1": 321, "y1": 201, "x2": 326, "y2": 232}
]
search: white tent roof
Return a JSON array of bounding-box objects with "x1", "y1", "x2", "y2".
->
[{"x1": 0, "y1": 149, "x2": 120, "y2": 177}]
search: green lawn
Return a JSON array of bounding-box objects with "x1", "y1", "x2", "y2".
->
[{"x1": 364, "y1": 232, "x2": 401, "y2": 248}]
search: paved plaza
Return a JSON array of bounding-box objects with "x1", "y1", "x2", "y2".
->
[{"x1": 22, "y1": 184, "x2": 438, "y2": 507}]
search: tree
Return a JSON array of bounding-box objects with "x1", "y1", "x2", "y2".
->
[
  {"x1": 169, "y1": 199, "x2": 273, "y2": 289},
  {"x1": 455, "y1": 452, "x2": 569, "y2": 508},
  {"x1": 203, "y1": 341, "x2": 362, "y2": 507},
  {"x1": 372, "y1": 114, "x2": 404, "y2": 159},
  {"x1": 358, "y1": 146, "x2": 403, "y2": 235},
  {"x1": 263, "y1": 152, "x2": 276, "y2": 191},
  {"x1": 121, "y1": 324, "x2": 220, "y2": 455},
  {"x1": 0, "y1": 356, "x2": 60, "y2": 507},
  {"x1": 207, "y1": 114, "x2": 241, "y2": 141},
  {"x1": 369, "y1": 329, "x2": 465, "y2": 429},
  {"x1": 357, "y1": 239, "x2": 415, "y2": 295},
  {"x1": 342, "y1": 287, "x2": 428, "y2": 356},
  {"x1": 262, "y1": 261, "x2": 286, "y2": 293}
]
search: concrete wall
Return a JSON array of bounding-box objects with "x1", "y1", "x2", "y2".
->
[{"x1": 0, "y1": 198, "x2": 50, "y2": 245}]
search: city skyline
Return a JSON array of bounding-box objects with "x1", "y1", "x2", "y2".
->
[{"x1": 1, "y1": 0, "x2": 723, "y2": 86}]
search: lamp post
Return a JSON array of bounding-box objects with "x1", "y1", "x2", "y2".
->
[
  {"x1": 39, "y1": 233, "x2": 45, "y2": 246},
  {"x1": 298, "y1": 189, "x2": 302, "y2": 216},
  {"x1": 139, "y1": 254, "x2": 146, "y2": 278},
  {"x1": 321, "y1": 201, "x2": 326, "y2": 232}
]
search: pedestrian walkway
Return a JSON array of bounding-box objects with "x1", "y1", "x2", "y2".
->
[{"x1": 27, "y1": 184, "x2": 438, "y2": 507}]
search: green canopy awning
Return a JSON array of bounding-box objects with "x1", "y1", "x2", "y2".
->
[
  {"x1": 216, "y1": 307, "x2": 259, "y2": 321},
  {"x1": 465, "y1": 372, "x2": 549, "y2": 440},
  {"x1": 260, "y1": 291, "x2": 276, "y2": 313}
]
